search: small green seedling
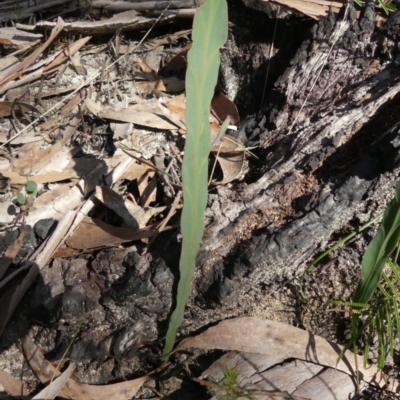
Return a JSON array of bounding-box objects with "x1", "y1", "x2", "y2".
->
[
  {"x1": 17, "y1": 180, "x2": 38, "y2": 211},
  {"x1": 213, "y1": 367, "x2": 251, "y2": 400}
]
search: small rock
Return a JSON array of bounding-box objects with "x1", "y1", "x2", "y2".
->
[
  {"x1": 152, "y1": 259, "x2": 173, "y2": 286},
  {"x1": 34, "y1": 218, "x2": 56, "y2": 239},
  {"x1": 3, "y1": 228, "x2": 19, "y2": 247}
]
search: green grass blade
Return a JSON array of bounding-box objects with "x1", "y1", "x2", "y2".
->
[
  {"x1": 353, "y1": 183, "x2": 400, "y2": 306},
  {"x1": 385, "y1": 302, "x2": 394, "y2": 357},
  {"x1": 388, "y1": 258, "x2": 400, "y2": 286},
  {"x1": 377, "y1": 308, "x2": 386, "y2": 369},
  {"x1": 163, "y1": 0, "x2": 228, "y2": 357},
  {"x1": 393, "y1": 297, "x2": 400, "y2": 338}
]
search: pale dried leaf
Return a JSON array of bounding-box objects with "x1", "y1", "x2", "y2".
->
[
  {"x1": 0, "y1": 101, "x2": 40, "y2": 117},
  {"x1": 33, "y1": 183, "x2": 74, "y2": 208},
  {"x1": 86, "y1": 98, "x2": 179, "y2": 130},
  {"x1": 66, "y1": 216, "x2": 155, "y2": 249},
  {"x1": 156, "y1": 99, "x2": 186, "y2": 130},
  {"x1": 21, "y1": 333, "x2": 148, "y2": 399},
  {"x1": 110, "y1": 97, "x2": 133, "y2": 140},
  {"x1": 0, "y1": 27, "x2": 41, "y2": 49},
  {"x1": 0, "y1": 370, "x2": 30, "y2": 397},
  {"x1": 177, "y1": 317, "x2": 390, "y2": 389},
  {"x1": 0, "y1": 129, "x2": 42, "y2": 144},
  {"x1": 0, "y1": 67, "x2": 43, "y2": 95},
  {"x1": 32, "y1": 364, "x2": 75, "y2": 400},
  {"x1": 0, "y1": 56, "x2": 19, "y2": 72}
]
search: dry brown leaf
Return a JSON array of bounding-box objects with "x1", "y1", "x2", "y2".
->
[
  {"x1": 165, "y1": 44, "x2": 191, "y2": 71},
  {"x1": 86, "y1": 98, "x2": 179, "y2": 130},
  {"x1": 21, "y1": 332, "x2": 148, "y2": 400},
  {"x1": 211, "y1": 92, "x2": 240, "y2": 125},
  {"x1": 176, "y1": 317, "x2": 396, "y2": 390},
  {"x1": 0, "y1": 370, "x2": 30, "y2": 397},
  {"x1": 95, "y1": 186, "x2": 139, "y2": 229},
  {"x1": 135, "y1": 77, "x2": 185, "y2": 95},
  {"x1": 166, "y1": 93, "x2": 186, "y2": 109},
  {"x1": 66, "y1": 216, "x2": 156, "y2": 249},
  {"x1": 135, "y1": 58, "x2": 160, "y2": 81},
  {"x1": 260, "y1": 0, "x2": 344, "y2": 19},
  {"x1": 140, "y1": 174, "x2": 158, "y2": 207},
  {"x1": 211, "y1": 135, "x2": 245, "y2": 184},
  {"x1": 156, "y1": 99, "x2": 186, "y2": 130},
  {"x1": 0, "y1": 101, "x2": 40, "y2": 117},
  {"x1": 131, "y1": 29, "x2": 191, "y2": 53},
  {"x1": 0, "y1": 129, "x2": 42, "y2": 144}
]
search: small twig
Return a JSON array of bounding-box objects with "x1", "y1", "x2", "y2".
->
[
  {"x1": 37, "y1": 75, "x2": 45, "y2": 108},
  {"x1": 145, "y1": 190, "x2": 182, "y2": 252},
  {"x1": 78, "y1": 104, "x2": 86, "y2": 136}
]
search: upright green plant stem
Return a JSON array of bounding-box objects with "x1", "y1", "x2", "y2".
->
[{"x1": 163, "y1": 0, "x2": 228, "y2": 357}]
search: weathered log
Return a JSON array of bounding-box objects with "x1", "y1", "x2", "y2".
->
[{"x1": 190, "y1": 0, "x2": 400, "y2": 322}]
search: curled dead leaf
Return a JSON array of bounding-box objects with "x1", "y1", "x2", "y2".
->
[{"x1": 176, "y1": 317, "x2": 398, "y2": 390}]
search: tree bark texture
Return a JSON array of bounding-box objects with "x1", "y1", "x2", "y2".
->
[{"x1": 190, "y1": 0, "x2": 400, "y2": 325}]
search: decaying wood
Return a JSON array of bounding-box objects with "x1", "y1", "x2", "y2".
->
[
  {"x1": 0, "y1": 0, "x2": 201, "y2": 24},
  {"x1": 190, "y1": 1, "x2": 400, "y2": 323},
  {"x1": 16, "y1": 11, "x2": 176, "y2": 35}
]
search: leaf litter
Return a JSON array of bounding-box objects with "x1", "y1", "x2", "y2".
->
[
  {"x1": 0, "y1": 7, "x2": 248, "y2": 397},
  {"x1": 0, "y1": 2, "x2": 387, "y2": 399}
]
